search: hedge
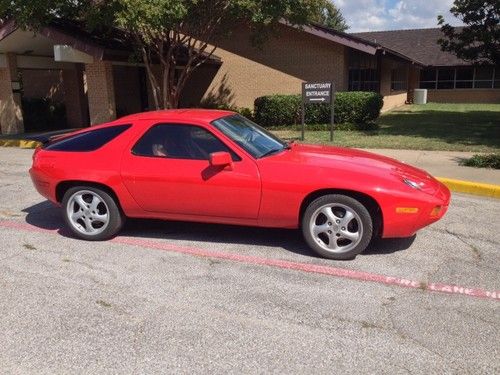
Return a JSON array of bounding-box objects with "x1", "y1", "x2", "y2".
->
[{"x1": 254, "y1": 91, "x2": 383, "y2": 128}]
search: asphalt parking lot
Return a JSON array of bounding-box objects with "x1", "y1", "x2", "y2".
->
[{"x1": 1, "y1": 147, "x2": 499, "y2": 374}]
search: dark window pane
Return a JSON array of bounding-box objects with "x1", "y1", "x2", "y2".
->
[
  {"x1": 391, "y1": 66, "x2": 408, "y2": 91},
  {"x1": 475, "y1": 67, "x2": 494, "y2": 80},
  {"x1": 455, "y1": 81, "x2": 473, "y2": 88},
  {"x1": 420, "y1": 81, "x2": 436, "y2": 89},
  {"x1": 474, "y1": 80, "x2": 493, "y2": 88},
  {"x1": 494, "y1": 80, "x2": 500, "y2": 89},
  {"x1": 44, "y1": 125, "x2": 131, "y2": 152},
  {"x1": 133, "y1": 124, "x2": 239, "y2": 161},
  {"x1": 348, "y1": 67, "x2": 378, "y2": 92},
  {"x1": 420, "y1": 69, "x2": 436, "y2": 82},
  {"x1": 437, "y1": 81, "x2": 454, "y2": 89},
  {"x1": 456, "y1": 68, "x2": 473, "y2": 80},
  {"x1": 438, "y1": 68, "x2": 454, "y2": 81}
]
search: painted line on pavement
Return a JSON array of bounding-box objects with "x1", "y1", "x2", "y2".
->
[
  {"x1": 1, "y1": 219, "x2": 498, "y2": 302},
  {"x1": 437, "y1": 177, "x2": 500, "y2": 199},
  {"x1": 0, "y1": 139, "x2": 40, "y2": 149}
]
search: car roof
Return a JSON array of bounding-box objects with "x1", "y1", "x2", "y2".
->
[{"x1": 113, "y1": 109, "x2": 235, "y2": 124}]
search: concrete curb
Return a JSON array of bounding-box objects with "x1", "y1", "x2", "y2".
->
[
  {"x1": 0, "y1": 139, "x2": 41, "y2": 149},
  {"x1": 437, "y1": 177, "x2": 500, "y2": 199}
]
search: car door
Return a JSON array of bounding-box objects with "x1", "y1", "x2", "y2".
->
[{"x1": 120, "y1": 122, "x2": 262, "y2": 219}]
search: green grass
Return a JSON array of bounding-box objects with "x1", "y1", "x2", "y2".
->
[
  {"x1": 459, "y1": 153, "x2": 500, "y2": 169},
  {"x1": 271, "y1": 103, "x2": 500, "y2": 152}
]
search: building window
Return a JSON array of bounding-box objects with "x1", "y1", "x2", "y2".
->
[
  {"x1": 420, "y1": 69, "x2": 437, "y2": 89},
  {"x1": 348, "y1": 51, "x2": 379, "y2": 91},
  {"x1": 420, "y1": 67, "x2": 499, "y2": 89},
  {"x1": 437, "y1": 68, "x2": 455, "y2": 89},
  {"x1": 474, "y1": 67, "x2": 494, "y2": 88},
  {"x1": 391, "y1": 67, "x2": 408, "y2": 91},
  {"x1": 455, "y1": 68, "x2": 473, "y2": 88}
]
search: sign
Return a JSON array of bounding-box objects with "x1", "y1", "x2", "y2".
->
[
  {"x1": 302, "y1": 82, "x2": 333, "y2": 104},
  {"x1": 301, "y1": 81, "x2": 336, "y2": 141}
]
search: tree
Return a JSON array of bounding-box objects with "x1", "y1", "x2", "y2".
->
[
  {"x1": 1, "y1": 0, "x2": 327, "y2": 109},
  {"x1": 438, "y1": 0, "x2": 500, "y2": 65},
  {"x1": 312, "y1": 0, "x2": 348, "y2": 32}
]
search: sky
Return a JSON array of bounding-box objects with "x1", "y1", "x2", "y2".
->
[{"x1": 336, "y1": 0, "x2": 464, "y2": 32}]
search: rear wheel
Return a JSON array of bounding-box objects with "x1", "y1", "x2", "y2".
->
[
  {"x1": 62, "y1": 186, "x2": 124, "y2": 241},
  {"x1": 302, "y1": 194, "x2": 373, "y2": 260}
]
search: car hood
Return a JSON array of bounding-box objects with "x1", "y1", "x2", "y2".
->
[{"x1": 273, "y1": 143, "x2": 437, "y2": 191}]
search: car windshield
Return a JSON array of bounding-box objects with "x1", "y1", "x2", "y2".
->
[{"x1": 211, "y1": 114, "x2": 288, "y2": 158}]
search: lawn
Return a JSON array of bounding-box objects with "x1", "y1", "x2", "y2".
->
[{"x1": 271, "y1": 103, "x2": 500, "y2": 152}]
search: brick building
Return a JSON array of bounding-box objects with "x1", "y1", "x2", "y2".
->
[{"x1": 0, "y1": 19, "x2": 498, "y2": 135}]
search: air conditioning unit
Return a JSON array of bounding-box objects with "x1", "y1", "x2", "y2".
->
[{"x1": 413, "y1": 89, "x2": 428, "y2": 104}]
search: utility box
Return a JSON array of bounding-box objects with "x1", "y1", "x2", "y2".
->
[{"x1": 413, "y1": 89, "x2": 428, "y2": 105}]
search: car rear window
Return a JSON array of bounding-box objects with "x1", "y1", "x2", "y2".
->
[{"x1": 44, "y1": 125, "x2": 131, "y2": 152}]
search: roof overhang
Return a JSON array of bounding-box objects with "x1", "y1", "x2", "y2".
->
[
  {"x1": 0, "y1": 20, "x2": 222, "y2": 66},
  {"x1": 281, "y1": 20, "x2": 426, "y2": 67},
  {"x1": 281, "y1": 20, "x2": 378, "y2": 55}
]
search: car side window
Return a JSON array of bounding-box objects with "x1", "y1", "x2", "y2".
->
[
  {"x1": 44, "y1": 125, "x2": 131, "y2": 152},
  {"x1": 132, "y1": 124, "x2": 240, "y2": 161}
]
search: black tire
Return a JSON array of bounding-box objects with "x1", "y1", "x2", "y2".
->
[
  {"x1": 62, "y1": 186, "x2": 125, "y2": 241},
  {"x1": 302, "y1": 194, "x2": 373, "y2": 260}
]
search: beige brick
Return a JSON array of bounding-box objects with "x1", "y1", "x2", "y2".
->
[
  {"x1": 427, "y1": 89, "x2": 500, "y2": 103},
  {"x1": 187, "y1": 24, "x2": 347, "y2": 109},
  {"x1": 85, "y1": 61, "x2": 116, "y2": 125}
]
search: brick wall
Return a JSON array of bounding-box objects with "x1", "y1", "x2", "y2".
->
[
  {"x1": 427, "y1": 89, "x2": 500, "y2": 103},
  {"x1": 189, "y1": 24, "x2": 347, "y2": 109},
  {"x1": 85, "y1": 61, "x2": 116, "y2": 125},
  {"x1": 379, "y1": 56, "x2": 409, "y2": 112},
  {"x1": 21, "y1": 69, "x2": 64, "y2": 102}
]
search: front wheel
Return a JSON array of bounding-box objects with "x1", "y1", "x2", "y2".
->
[
  {"x1": 62, "y1": 186, "x2": 125, "y2": 241},
  {"x1": 302, "y1": 194, "x2": 373, "y2": 260}
]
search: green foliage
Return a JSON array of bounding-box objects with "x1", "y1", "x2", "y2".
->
[
  {"x1": 21, "y1": 98, "x2": 67, "y2": 132},
  {"x1": 460, "y1": 154, "x2": 500, "y2": 169},
  {"x1": 438, "y1": 0, "x2": 500, "y2": 65},
  {"x1": 0, "y1": 0, "x2": 90, "y2": 29},
  {"x1": 235, "y1": 107, "x2": 254, "y2": 120},
  {"x1": 254, "y1": 92, "x2": 383, "y2": 128},
  {"x1": 2, "y1": 0, "x2": 327, "y2": 109},
  {"x1": 311, "y1": 0, "x2": 349, "y2": 31}
]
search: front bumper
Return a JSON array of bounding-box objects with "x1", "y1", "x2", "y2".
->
[{"x1": 382, "y1": 179, "x2": 451, "y2": 238}]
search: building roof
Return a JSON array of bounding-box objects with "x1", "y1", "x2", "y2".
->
[
  {"x1": 353, "y1": 28, "x2": 469, "y2": 67},
  {"x1": 282, "y1": 21, "x2": 427, "y2": 66}
]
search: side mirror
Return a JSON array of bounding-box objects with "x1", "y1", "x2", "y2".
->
[{"x1": 209, "y1": 151, "x2": 233, "y2": 170}]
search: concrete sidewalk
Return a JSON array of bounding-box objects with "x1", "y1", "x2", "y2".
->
[{"x1": 365, "y1": 149, "x2": 500, "y2": 186}]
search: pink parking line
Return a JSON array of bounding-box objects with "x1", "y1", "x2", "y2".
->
[{"x1": 1, "y1": 219, "x2": 499, "y2": 301}]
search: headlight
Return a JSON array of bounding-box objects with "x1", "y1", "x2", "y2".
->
[{"x1": 403, "y1": 178, "x2": 422, "y2": 190}]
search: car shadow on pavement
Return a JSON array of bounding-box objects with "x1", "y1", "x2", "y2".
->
[{"x1": 22, "y1": 200, "x2": 415, "y2": 259}]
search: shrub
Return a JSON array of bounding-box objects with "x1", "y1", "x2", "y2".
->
[
  {"x1": 254, "y1": 91, "x2": 383, "y2": 128},
  {"x1": 235, "y1": 107, "x2": 254, "y2": 120},
  {"x1": 22, "y1": 98, "x2": 67, "y2": 132},
  {"x1": 199, "y1": 101, "x2": 254, "y2": 121},
  {"x1": 254, "y1": 95, "x2": 300, "y2": 126},
  {"x1": 459, "y1": 154, "x2": 500, "y2": 169}
]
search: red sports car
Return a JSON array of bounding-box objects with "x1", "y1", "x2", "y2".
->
[{"x1": 29, "y1": 110, "x2": 450, "y2": 260}]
